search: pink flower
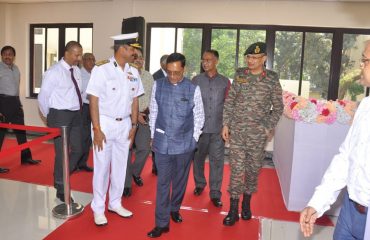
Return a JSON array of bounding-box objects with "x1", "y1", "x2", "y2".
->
[
  {"x1": 282, "y1": 91, "x2": 356, "y2": 125},
  {"x1": 321, "y1": 108, "x2": 330, "y2": 116},
  {"x1": 290, "y1": 102, "x2": 298, "y2": 110}
]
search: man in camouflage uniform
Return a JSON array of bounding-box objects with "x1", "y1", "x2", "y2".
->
[{"x1": 221, "y1": 42, "x2": 283, "y2": 226}]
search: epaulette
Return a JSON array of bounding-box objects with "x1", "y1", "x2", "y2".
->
[
  {"x1": 128, "y1": 62, "x2": 139, "y2": 69},
  {"x1": 96, "y1": 59, "x2": 109, "y2": 66}
]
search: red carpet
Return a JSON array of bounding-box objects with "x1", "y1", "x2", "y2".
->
[{"x1": 0, "y1": 138, "x2": 333, "y2": 240}]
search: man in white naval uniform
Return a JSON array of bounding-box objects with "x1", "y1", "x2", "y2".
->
[{"x1": 87, "y1": 32, "x2": 144, "y2": 226}]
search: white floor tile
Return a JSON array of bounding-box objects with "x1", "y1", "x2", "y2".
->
[
  {"x1": 261, "y1": 218, "x2": 335, "y2": 240},
  {"x1": 0, "y1": 179, "x2": 92, "y2": 240}
]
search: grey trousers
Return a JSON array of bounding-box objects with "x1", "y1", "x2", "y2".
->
[
  {"x1": 193, "y1": 132, "x2": 225, "y2": 199},
  {"x1": 47, "y1": 108, "x2": 83, "y2": 194},
  {"x1": 125, "y1": 123, "x2": 151, "y2": 188}
]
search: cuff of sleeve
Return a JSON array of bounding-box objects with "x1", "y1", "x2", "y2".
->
[
  {"x1": 307, "y1": 199, "x2": 325, "y2": 218},
  {"x1": 193, "y1": 131, "x2": 201, "y2": 142}
]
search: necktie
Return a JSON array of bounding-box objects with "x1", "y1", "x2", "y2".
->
[{"x1": 70, "y1": 68, "x2": 82, "y2": 111}]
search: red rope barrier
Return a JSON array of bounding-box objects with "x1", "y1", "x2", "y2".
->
[{"x1": 0, "y1": 123, "x2": 60, "y2": 158}]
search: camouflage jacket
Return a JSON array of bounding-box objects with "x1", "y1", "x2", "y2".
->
[{"x1": 223, "y1": 67, "x2": 283, "y2": 131}]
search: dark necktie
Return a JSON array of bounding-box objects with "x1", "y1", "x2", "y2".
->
[{"x1": 69, "y1": 68, "x2": 82, "y2": 111}]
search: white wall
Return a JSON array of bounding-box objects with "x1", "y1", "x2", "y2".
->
[{"x1": 2, "y1": 0, "x2": 370, "y2": 126}]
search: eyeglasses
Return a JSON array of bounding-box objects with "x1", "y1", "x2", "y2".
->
[
  {"x1": 167, "y1": 70, "x2": 183, "y2": 77},
  {"x1": 360, "y1": 57, "x2": 370, "y2": 66},
  {"x1": 246, "y1": 54, "x2": 265, "y2": 60}
]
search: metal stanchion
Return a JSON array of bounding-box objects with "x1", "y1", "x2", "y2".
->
[{"x1": 52, "y1": 126, "x2": 84, "y2": 219}]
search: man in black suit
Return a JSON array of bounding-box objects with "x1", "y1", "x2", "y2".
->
[
  {"x1": 152, "y1": 54, "x2": 168, "y2": 80},
  {"x1": 151, "y1": 54, "x2": 168, "y2": 175}
]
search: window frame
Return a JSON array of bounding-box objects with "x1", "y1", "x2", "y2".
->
[
  {"x1": 29, "y1": 23, "x2": 93, "y2": 98},
  {"x1": 146, "y1": 22, "x2": 370, "y2": 100}
]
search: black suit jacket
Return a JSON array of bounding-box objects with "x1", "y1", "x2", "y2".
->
[{"x1": 153, "y1": 69, "x2": 165, "y2": 80}]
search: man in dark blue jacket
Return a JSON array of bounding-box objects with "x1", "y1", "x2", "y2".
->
[{"x1": 147, "y1": 53, "x2": 204, "y2": 238}]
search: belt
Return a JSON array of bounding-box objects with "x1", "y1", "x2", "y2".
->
[
  {"x1": 351, "y1": 199, "x2": 367, "y2": 214},
  {"x1": 115, "y1": 118, "x2": 123, "y2": 121}
]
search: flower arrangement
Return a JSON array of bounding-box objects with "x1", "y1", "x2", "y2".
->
[{"x1": 283, "y1": 91, "x2": 357, "y2": 125}]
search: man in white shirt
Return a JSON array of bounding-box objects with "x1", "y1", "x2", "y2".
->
[
  {"x1": 300, "y1": 40, "x2": 370, "y2": 239},
  {"x1": 75, "y1": 52, "x2": 95, "y2": 172},
  {"x1": 38, "y1": 41, "x2": 83, "y2": 203},
  {"x1": 87, "y1": 32, "x2": 144, "y2": 226}
]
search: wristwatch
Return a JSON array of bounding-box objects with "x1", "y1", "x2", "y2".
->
[{"x1": 132, "y1": 123, "x2": 139, "y2": 128}]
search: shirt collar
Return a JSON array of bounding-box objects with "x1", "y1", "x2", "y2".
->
[
  {"x1": 205, "y1": 71, "x2": 219, "y2": 79},
  {"x1": 161, "y1": 68, "x2": 167, "y2": 77},
  {"x1": 61, "y1": 58, "x2": 74, "y2": 71}
]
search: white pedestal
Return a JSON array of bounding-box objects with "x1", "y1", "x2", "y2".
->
[{"x1": 273, "y1": 116, "x2": 350, "y2": 215}]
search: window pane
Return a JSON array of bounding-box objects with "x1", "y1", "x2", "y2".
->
[
  {"x1": 65, "y1": 28, "x2": 78, "y2": 44},
  {"x1": 339, "y1": 34, "x2": 370, "y2": 101},
  {"x1": 238, "y1": 30, "x2": 266, "y2": 68},
  {"x1": 46, "y1": 28, "x2": 59, "y2": 69},
  {"x1": 149, "y1": 28, "x2": 175, "y2": 74},
  {"x1": 80, "y1": 28, "x2": 93, "y2": 53},
  {"x1": 274, "y1": 31, "x2": 303, "y2": 96},
  {"x1": 303, "y1": 32, "x2": 333, "y2": 99},
  {"x1": 33, "y1": 28, "x2": 45, "y2": 93},
  {"x1": 211, "y1": 29, "x2": 237, "y2": 79},
  {"x1": 176, "y1": 28, "x2": 202, "y2": 79}
]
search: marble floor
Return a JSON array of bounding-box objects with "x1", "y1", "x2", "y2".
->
[
  {"x1": 0, "y1": 178, "x2": 336, "y2": 240},
  {"x1": 0, "y1": 179, "x2": 92, "y2": 240}
]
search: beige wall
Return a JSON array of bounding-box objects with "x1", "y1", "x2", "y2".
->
[{"x1": 1, "y1": 0, "x2": 370, "y2": 126}]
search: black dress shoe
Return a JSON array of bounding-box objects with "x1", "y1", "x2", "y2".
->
[
  {"x1": 193, "y1": 187, "x2": 204, "y2": 196},
  {"x1": 211, "y1": 198, "x2": 223, "y2": 207},
  {"x1": 21, "y1": 159, "x2": 41, "y2": 165},
  {"x1": 122, "y1": 187, "x2": 132, "y2": 197},
  {"x1": 170, "y1": 211, "x2": 183, "y2": 223},
  {"x1": 0, "y1": 167, "x2": 9, "y2": 173},
  {"x1": 56, "y1": 193, "x2": 74, "y2": 203},
  {"x1": 78, "y1": 165, "x2": 93, "y2": 172},
  {"x1": 147, "y1": 226, "x2": 169, "y2": 238},
  {"x1": 133, "y1": 175, "x2": 144, "y2": 186}
]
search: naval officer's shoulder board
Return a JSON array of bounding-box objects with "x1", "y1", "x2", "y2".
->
[{"x1": 96, "y1": 59, "x2": 110, "y2": 66}]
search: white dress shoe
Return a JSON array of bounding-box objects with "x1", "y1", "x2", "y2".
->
[
  {"x1": 94, "y1": 213, "x2": 108, "y2": 226},
  {"x1": 108, "y1": 206, "x2": 133, "y2": 218}
]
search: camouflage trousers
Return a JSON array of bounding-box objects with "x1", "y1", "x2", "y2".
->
[{"x1": 228, "y1": 125, "x2": 267, "y2": 199}]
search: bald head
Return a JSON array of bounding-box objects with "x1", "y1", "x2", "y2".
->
[
  {"x1": 82, "y1": 53, "x2": 96, "y2": 73},
  {"x1": 64, "y1": 41, "x2": 83, "y2": 66}
]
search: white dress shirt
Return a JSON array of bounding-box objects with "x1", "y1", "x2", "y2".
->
[
  {"x1": 86, "y1": 57, "x2": 144, "y2": 119},
  {"x1": 80, "y1": 67, "x2": 91, "y2": 104},
  {"x1": 149, "y1": 79, "x2": 204, "y2": 141},
  {"x1": 308, "y1": 96, "x2": 370, "y2": 217},
  {"x1": 38, "y1": 58, "x2": 82, "y2": 117}
]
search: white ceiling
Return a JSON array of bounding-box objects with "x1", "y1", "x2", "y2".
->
[{"x1": 1, "y1": 0, "x2": 370, "y2": 3}]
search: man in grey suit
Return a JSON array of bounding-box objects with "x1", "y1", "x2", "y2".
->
[
  {"x1": 123, "y1": 47, "x2": 154, "y2": 197},
  {"x1": 192, "y1": 49, "x2": 230, "y2": 207}
]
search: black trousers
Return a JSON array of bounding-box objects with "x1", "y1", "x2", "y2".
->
[
  {"x1": 47, "y1": 108, "x2": 83, "y2": 194},
  {"x1": 0, "y1": 95, "x2": 33, "y2": 161},
  {"x1": 77, "y1": 103, "x2": 92, "y2": 167}
]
